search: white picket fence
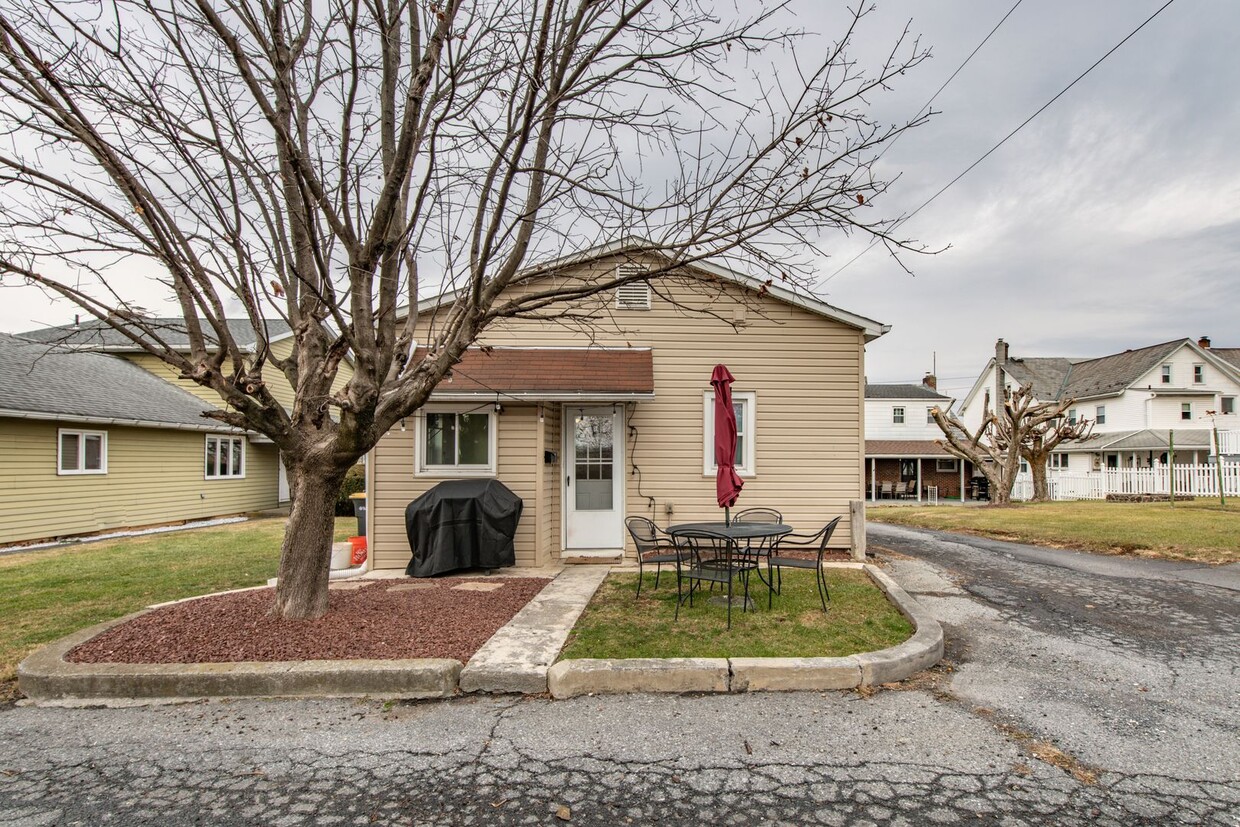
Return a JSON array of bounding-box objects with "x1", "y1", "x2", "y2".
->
[{"x1": 1012, "y1": 462, "x2": 1240, "y2": 501}]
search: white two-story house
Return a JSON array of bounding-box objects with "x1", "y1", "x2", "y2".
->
[
  {"x1": 865, "y1": 377, "x2": 977, "y2": 501},
  {"x1": 959, "y1": 337, "x2": 1240, "y2": 472}
]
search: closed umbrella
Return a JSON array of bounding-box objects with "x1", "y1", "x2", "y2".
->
[{"x1": 711, "y1": 364, "x2": 744, "y2": 525}]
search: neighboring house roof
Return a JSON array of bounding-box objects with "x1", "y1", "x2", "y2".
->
[
  {"x1": 420, "y1": 347, "x2": 655, "y2": 400},
  {"x1": 1061, "y1": 429, "x2": 1212, "y2": 453},
  {"x1": 963, "y1": 338, "x2": 1240, "y2": 412},
  {"x1": 1059, "y1": 340, "x2": 1183, "y2": 399},
  {"x1": 865, "y1": 383, "x2": 950, "y2": 401},
  {"x1": 1000, "y1": 357, "x2": 1075, "y2": 400},
  {"x1": 865, "y1": 439, "x2": 953, "y2": 457},
  {"x1": 20, "y1": 317, "x2": 291, "y2": 352},
  {"x1": 400, "y1": 236, "x2": 890, "y2": 341},
  {"x1": 0, "y1": 333, "x2": 235, "y2": 431}
]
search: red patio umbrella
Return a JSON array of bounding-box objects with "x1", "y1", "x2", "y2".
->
[{"x1": 711, "y1": 364, "x2": 744, "y2": 525}]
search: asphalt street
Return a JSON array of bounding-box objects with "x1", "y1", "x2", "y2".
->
[{"x1": 1, "y1": 525, "x2": 1237, "y2": 826}]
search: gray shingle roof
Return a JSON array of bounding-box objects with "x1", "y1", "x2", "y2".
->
[
  {"x1": 0, "y1": 333, "x2": 232, "y2": 429},
  {"x1": 1062, "y1": 429, "x2": 1212, "y2": 452},
  {"x1": 865, "y1": 383, "x2": 950, "y2": 401},
  {"x1": 19, "y1": 317, "x2": 290, "y2": 351},
  {"x1": 1060, "y1": 340, "x2": 1184, "y2": 399},
  {"x1": 1209, "y1": 348, "x2": 1240, "y2": 371},
  {"x1": 1001, "y1": 357, "x2": 1075, "y2": 400}
]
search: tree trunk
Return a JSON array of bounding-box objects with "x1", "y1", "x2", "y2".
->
[
  {"x1": 1029, "y1": 459, "x2": 1050, "y2": 502},
  {"x1": 272, "y1": 464, "x2": 348, "y2": 619}
]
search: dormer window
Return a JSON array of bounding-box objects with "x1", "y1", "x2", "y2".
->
[
  {"x1": 614, "y1": 265, "x2": 651, "y2": 310},
  {"x1": 1161, "y1": 365, "x2": 1171, "y2": 384}
]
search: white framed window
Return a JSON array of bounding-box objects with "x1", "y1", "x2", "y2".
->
[
  {"x1": 415, "y1": 407, "x2": 497, "y2": 477},
  {"x1": 1095, "y1": 405, "x2": 1106, "y2": 425},
  {"x1": 703, "y1": 391, "x2": 756, "y2": 477},
  {"x1": 892, "y1": 406, "x2": 905, "y2": 425},
  {"x1": 926, "y1": 407, "x2": 936, "y2": 424},
  {"x1": 1068, "y1": 408, "x2": 1078, "y2": 425},
  {"x1": 205, "y1": 435, "x2": 246, "y2": 479},
  {"x1": 1161, "y1": 365, "x2": 1171, "y2": 384},
  {"x1": 1181, "y1": 402, "x2": 1192, "y2": 420},
  {"x1": 1050, "y1": 453, "x2": 1070, "y2": 470},
  {"x1": 1193, "y1": 364, "x2": 1204, "y2": 384},
  {"x1": 936, "y1": 458, "x2": 958, "y2": 472},
  {"x1": 58, "y1": 429, "x2": 107, "y2": 475},
  {"x1": 1223, "y1": 396, "x2": 1236, "y2": 415}
]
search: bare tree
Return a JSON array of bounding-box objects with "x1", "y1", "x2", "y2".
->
[
  {"x1": 0, "y1": 0, "x2": 930, "y2": 618},
  {"x1": 931, "y1": 386, "x2": 1090, "y2": 505}
]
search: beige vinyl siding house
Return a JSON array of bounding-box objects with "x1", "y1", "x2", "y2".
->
[
  {"x1": 367, "y1": 244, "x2": 885, "y2": 572},
  {"x1": 0, "y1": 332, "x2": 281, "y2": 546},
  {"x1": 0, "y1": 419, "x2": 278, "y2": 545}
]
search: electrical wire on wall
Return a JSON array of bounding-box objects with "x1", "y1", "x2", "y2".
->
[{"x1": 625, "y1": 403, "x2": 657, "y2": 520}]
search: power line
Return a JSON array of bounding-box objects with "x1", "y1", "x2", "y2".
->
[{"x1": 822, "y1": 0, "x2": 1179, "y2": 286}]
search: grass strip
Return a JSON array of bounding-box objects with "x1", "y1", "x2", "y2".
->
[{"x1": 560, "y1": 567, "x2": 913, "y2": 660}]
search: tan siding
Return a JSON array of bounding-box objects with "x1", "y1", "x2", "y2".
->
[
  {"x1": 371, "y1": 258, "x2": 868, "y2": 568},
  {"x1": 370, "y1": 406, "x2": 542, "y2": 571},
  {"x1": 0, "y1": 418, "x2": 279, "y2": 545},
  {"x1": 542, "y1": 406, "x2": 562, "y2": 559},
  {"x1": 121, "y1": 354, "x2": 224, "y2": 407},
  {"x1": 266, "y1": 337, "x2": 354, "y2": 412}
]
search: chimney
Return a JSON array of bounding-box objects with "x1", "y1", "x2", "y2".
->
[
  {"x1": 1199, "y1": 335, "x2": 1211, "y2": 349},
  {"x1": 995, "y1": 338, "x2": 1009, "y2": 365},
  {"x1": 995, "y1": 338, "x2": 1009, "y2": 405},
  {"x1": 922, "y1": 372, "x2": 937, "y2": 391}
]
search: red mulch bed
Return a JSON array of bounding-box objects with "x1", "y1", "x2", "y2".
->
[{"x1": 67, "y1": 577, "x2": 551, "y2": 665}]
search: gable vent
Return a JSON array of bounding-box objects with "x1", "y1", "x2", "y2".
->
[{"x1": 614, "y1": 266, "x2": 651, "y2": 310}]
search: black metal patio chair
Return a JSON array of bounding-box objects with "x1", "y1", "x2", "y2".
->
[
  {"x1": 767, "y1": 517, "x2": 842, "y2": 612},
  {"x1": 672, "y1": 529, "x2": 759, "y2": 629},
  {"x1": 730, "y1": 507, "x2": 785, "y2": 566},
  {"x1": 625, "y1": 516, "x2": 681, "y2": 599}
]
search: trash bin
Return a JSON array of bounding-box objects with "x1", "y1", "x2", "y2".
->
[{"x1": 350, "y1": 492, "x2": 367, "y2": 536}]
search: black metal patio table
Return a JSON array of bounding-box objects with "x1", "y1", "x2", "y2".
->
[{"x1": 667, "y1": 522, "x2": 793, "y2": 588}]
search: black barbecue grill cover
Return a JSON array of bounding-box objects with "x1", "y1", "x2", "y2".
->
[{"x1": 404, "y1": 479, "x2": 523, "y2": 577}]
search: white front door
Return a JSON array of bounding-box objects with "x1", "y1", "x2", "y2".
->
[{"x1": 564, "y1": 406, "x2": 625, "y2": 550}]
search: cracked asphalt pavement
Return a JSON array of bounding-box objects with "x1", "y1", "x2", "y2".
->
[{"x1": 2, "y1": 525, "x2": 1238, "y2": 826}]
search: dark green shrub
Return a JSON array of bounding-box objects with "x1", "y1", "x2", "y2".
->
[{"x1": 335, "y1": 464, "x2": 366, "y2": 515}]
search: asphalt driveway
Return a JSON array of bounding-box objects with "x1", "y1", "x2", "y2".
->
[{"x1": 0, "y1": 526, "x2": 1237, "y2": 826}]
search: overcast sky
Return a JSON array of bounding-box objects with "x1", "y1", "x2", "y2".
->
[
  {"x1": 814, "y1": 0, "x2": 1240, "y2": 401},
  {"x1": 2, "y1": 0, "x2": 1234, "y2": 404}
]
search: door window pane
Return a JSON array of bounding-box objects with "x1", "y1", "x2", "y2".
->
[{"x1": 574, "y1": 414, "x2": 614, "y2": 510}]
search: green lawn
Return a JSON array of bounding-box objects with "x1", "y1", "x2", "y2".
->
[
  {"x1": 559, "y1": 568, "x2": 913, "y2": 660},
  {"x1": 0, "y1": 516, "x2": 354, "y2": 698},
  {"x1": 870, "y1": 500, "x2": 1240, "y2": 564}
]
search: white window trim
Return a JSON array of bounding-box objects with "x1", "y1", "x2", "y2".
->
[
  {"x1": 1161, "y1": 365, "x2": 1172, "y2": 384},
  {"x1": 1181, "y1": 402, "x2": 1193, "y2": 420},
  {"x1": 1223, "y1": 396, "x2": 1236, "y2": 415},
  {"x1": 1193, "y1": 364, "x2": 1205, "y2": 384},
  {"x1": 935, "y1": 458, "x2": 958, "y2": 472},
  {"x1": 892, "y1": 406, "x2": 905, "y2": 425},
  {"x1": 204, "y1": 435, "x2": 247, "y2": 480},
  {"x1": 1049, "y1": 453, "x2": 1069, "y2": 469},
  {"x1": 414, "y1": 405, "x2": 498, "y2": 478},
  {"x1": 702, "y1": 391, "x2": 757, "y2": 478},
  {"x1": 1095, "y1": 405, "x2": 1107, "y2": 425},
  {"x1": 57, "y1": 428, "x2": 108, "y2": 475}
]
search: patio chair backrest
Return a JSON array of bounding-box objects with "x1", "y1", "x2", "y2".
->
[
  {"x1": 905, "y1": 480, "x2": 917, "y2": 494},
  {"x1": 732, "y1": 507, "x2": 783, "y2": 524},
  {"x1": 625, "y1": 516, "x2": 664, "y2": 554},
  {"x1": 815, "y1": 517, "x2": 842, "y2": 555},
  {"x1": 673, "y1": 529, "x2": 741, "y2": 568},
  {"x1": 880, "y1": 481, "x2": 894, "y2": 495}
]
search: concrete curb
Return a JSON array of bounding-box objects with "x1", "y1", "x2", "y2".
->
[
  {"x1": 18, "y1": 608, "x2": 460, "y2": 704},
  {"x1": 546, "y1": 564, "x2": 943, "y2": 698}
]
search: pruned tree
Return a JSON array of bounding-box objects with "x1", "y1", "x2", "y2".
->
[
  {"x1": 0, "y1": 0, "x2": 930, "y2": 618},
  {"x1": 931, "y1": 385, "x2": 1090, "y2": 505}
]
